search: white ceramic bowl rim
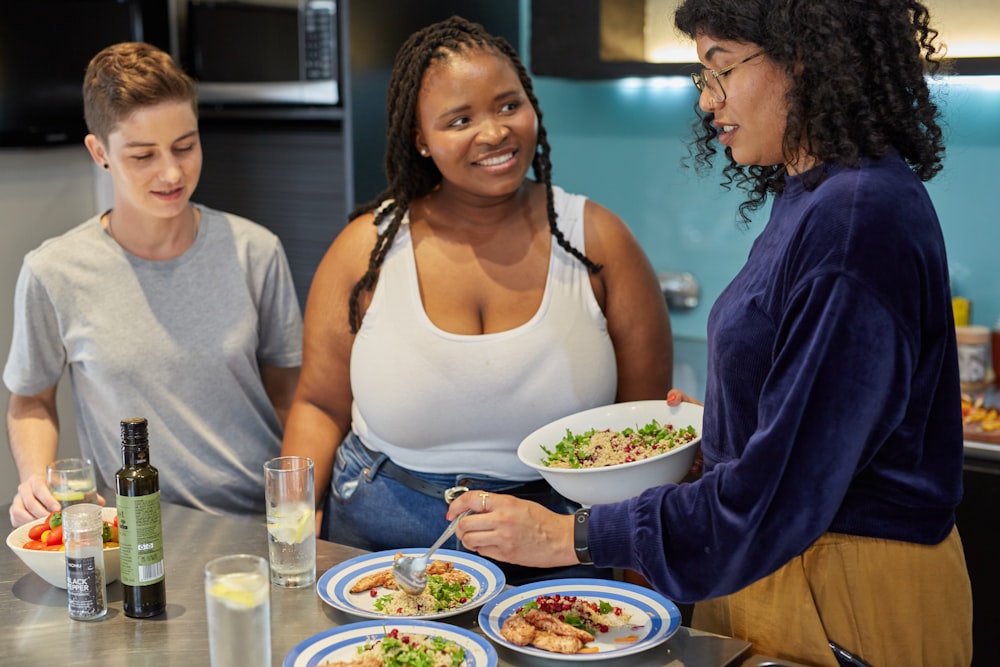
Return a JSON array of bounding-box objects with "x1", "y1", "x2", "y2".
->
[
  {"x1": 6, "y1": 506, "x2": 122, "y2": 588},
  {"x1": 518, "y1": 401, "x2": 703, "y2": 474}
]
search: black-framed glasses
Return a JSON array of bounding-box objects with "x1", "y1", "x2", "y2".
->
[{"x1": 691, "y1": 51, "x2": 764, "y2": 103}]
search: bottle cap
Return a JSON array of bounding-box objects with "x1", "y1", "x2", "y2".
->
[
  {"x1": 62, "y1": 503, "x2": 103, "y2": 534},
  {"x1": 120, "y1": 417, "x2": 149, "y2": 445}
]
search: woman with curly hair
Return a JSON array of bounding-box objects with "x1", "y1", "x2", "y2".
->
[
  {"x1": 280, "y1": 16, "x2": 672, "y2": 583},
  {"x1": 450, "y1": 1, "x2": 972, "y2": 662}
]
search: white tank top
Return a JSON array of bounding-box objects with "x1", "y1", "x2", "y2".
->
[{"x1": 350, "y1": 186, "x2": 617, "y2": 479}]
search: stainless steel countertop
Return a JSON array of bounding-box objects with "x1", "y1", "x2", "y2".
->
[
  {"x1": 965, "y1": 439, "x2": 1000, "y2": 462},
  {"x1": 3, "y1": 502, "x2": 752, "y2": 666}
]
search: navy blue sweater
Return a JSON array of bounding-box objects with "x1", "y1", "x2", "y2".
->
[{"x1": 591, "y1": 152, "x2": 964, "y2": 603}]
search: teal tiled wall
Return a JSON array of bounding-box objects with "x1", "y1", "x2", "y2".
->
[
  {"x1": 531, "y1": 75, "x2": 1000, "y2": 341},
  {"x1": 519, "y1": 5, "x2": 1000, "y2": 343}
]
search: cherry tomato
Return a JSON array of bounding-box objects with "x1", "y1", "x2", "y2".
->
[
  {"x1": 27, "y1": 523, "x2": 46, "y2": 541},
  {"x1": 46, "y1": 511, "x2": 62, "y2": 529},
  {"x1": 46, "y1": 525, "x2": 63, "y2": 546}
]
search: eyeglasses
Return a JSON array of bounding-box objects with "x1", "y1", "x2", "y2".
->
[{"x1": 691, "y1": 51, "x2": 764, "y2": 103}]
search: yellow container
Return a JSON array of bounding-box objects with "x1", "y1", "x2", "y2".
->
[{"x1": 952, "y1": 297, "x2": 970, "y2": 327}]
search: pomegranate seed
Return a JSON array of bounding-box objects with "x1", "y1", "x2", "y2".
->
[
  {"x1": 370, "y1": 588, "x2": 378, "y2": 597},
  {"x1": 388, "y1": 629, "x2": 398, "y2": 638}
]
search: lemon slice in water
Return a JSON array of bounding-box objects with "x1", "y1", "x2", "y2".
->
[
  {"x1": 53, "y1": 490, "x2": 85, "y2": 503},
  {"x1": 209, "y1": 573, "x2": 266, "y2": 608},
  {"x1": 266, "y1": 503, "x2": 314, "y2": 545}
]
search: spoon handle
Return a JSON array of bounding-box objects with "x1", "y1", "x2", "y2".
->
[{"x1": 423, "y1": 509, "x2": 472, "y2": 560}]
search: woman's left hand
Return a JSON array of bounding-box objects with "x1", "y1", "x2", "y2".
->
[{"x1": 448, "y1": 492, "x2": 578, "y2": 568}]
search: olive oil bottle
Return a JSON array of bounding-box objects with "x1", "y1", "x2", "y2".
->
[{"x1": 115, "y1": 417, "x2": 166, "y2": 617}]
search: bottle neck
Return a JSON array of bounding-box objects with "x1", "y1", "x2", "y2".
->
[{"x1": 121, "y1": 444, "x2": 150, "y2": 466}]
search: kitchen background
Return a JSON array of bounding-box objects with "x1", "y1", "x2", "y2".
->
[
  {"x1": 2, "y1": 0, "x2": 998, "y2": 487},
  {"x1": 0, "y1": 2, "x2": 997, "y2": 655}
]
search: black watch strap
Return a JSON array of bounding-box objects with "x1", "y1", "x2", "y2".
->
[{"x1": 574, "y1": 507, "x2": 592, "y2": 564}]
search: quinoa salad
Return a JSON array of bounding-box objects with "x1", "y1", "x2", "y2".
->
[
  {"x1": 372, "y1": 575, "x2": 476, "y2": 616},
  {"x1": 320, "y1": 628, "x2": 466, "y2": 667},
  {"x1": 540, "y1": 419, "x2": 698, "y2": 469}
]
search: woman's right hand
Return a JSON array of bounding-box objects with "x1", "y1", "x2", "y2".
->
[
  {"x1": 666, "y1": 387, "x2": 703, "y2": 407},
  {"x1": 9, "y1": 474, "x2": 60, "y2": 528},
  {"x1": 667, "y1": 388, "x2": 705, "y2": 480}
]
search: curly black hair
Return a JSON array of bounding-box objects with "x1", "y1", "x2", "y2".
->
[
  {"x1": 345, "y1": 15, "x2": 600, "y2": 332},
  {"x1": 674, "y1": 0, "x2": 947, "y2": 225}
]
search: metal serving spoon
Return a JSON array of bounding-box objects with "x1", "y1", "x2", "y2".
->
[
  {"x1": 392, "y1": 509, "x2": 472, "y2": 596},
  {"x1": 392, "y1": 485, "x2": 473, "y2": 596}
]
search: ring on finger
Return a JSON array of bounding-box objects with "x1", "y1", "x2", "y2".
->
[{"x1": 479, "y1": 492, "x2": 489, "y2": 511}]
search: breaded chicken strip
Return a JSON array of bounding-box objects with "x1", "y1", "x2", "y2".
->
[
  {"x1": 531, "y1": 631, "x2": 584, "y2": 655},
  {"x1": 425, "y1": 560, "x2": 455, "y2": 575},
  {"x1": 319, "y1": 650, "x2": 383, "y2": 667},
  {"x1": 524, "y1": 608, "x2": 595, "y2": 643},
  {"x1": 349, "y1": 569, "x2": 396, "y2": 593},
  {"x1": 500, "y1": 612, "x2": 536, "y2": 646},
  {"x1": 349, "y1": 559, "x2": 468, "y2": 593}
]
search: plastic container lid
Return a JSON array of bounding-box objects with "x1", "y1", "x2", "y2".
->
[
  {"x1": 956, "y1": 325, "x2": 989, "y2": 345},
  {"x1": 62, "y1": 503, "x2": 103, "y2": 534}
]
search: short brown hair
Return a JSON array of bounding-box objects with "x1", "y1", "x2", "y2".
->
[{"x1": 83, "y1": 42, "x2": 197, "y2": 142}]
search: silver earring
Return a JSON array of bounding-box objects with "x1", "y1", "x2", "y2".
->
[{"x1": 420, "y1": 148, "x2": 429, "y2": 157}]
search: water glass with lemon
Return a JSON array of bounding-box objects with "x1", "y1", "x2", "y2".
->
[
  {"x1": 263, "y1": 456, "x2": 316, "y2": 588},
  {"x1": 46, "y1": 458, "x2": 98, "y2": 508},
  {"x1": 205, "y1": 554, "x2": 271, "y2": 667}
]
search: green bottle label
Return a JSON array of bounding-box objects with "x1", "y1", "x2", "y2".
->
[{"x1": 116, "y1": 492, "x2": 165, "y2": 586}]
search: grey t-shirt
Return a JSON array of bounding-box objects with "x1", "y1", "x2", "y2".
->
[{"x1": 3, "y1": 204, "x2": 303, "y2": 515}]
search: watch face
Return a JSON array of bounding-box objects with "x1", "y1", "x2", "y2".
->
[{"x1": 574, "y1": 509, "x2": 591, "y2": 564}]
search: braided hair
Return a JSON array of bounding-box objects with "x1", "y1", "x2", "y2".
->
[
  {"x1": 674, "y1": 0, "x2": 946, "y2": 226},
  {"x1": 346, "y1": 15, "x2": 601, "y2": 332}
]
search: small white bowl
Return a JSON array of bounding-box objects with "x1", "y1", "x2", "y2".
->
[
  {"x1": 517, "y1": 400, "x2": 703, "y2": 506},
  {"x1": 6, "y1": 506, "x2": 121, "y2": 589}
]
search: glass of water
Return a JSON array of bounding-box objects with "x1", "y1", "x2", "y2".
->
[
  {"x1": 205, "y1": 554, "x2": 271, "y2": 667},
  {"x1": 46, "y1": 458, "x2": 98, "y2": 508},
  {"x1": 263, "y1": 456, "x2": 316, "y2": 588}
]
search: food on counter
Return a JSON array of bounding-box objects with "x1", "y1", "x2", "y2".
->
[
  {"x1": 500, "y1": 594, "x2": 634, "y2": 654},
  {"x1": 320, "y1": 628, "x2": 465, "y2": 667},
  {"x1": 541, "y1": 419, "x2": 699, "y2": 469},
  {"x1": 349, "y1": 555, "x2": 475, "y2": 615},
  {"x1": 21, "y1": 510, "x2": 119, "y2": 551},
  {"x1": 962, "y1": 394, "x2": 1000, "y2": 433}
]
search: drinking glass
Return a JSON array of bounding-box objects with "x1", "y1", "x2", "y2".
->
[
  {"x1": 46, "y1": 458, "x2": 98, "y2": 508},
  {"x1": 205, "y1": 554, "x2": 271, "y2": 667},
  {"x1": 263, "y1": 456, "x2": 316, "y2": 588}
]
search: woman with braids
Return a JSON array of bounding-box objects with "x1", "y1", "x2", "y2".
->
[
  {"x1": 449, "y1": 1, "x2": 973, "y2": 662},
  {"x1": 280, "y1": 16, "x2": 672, "y2": 583}
]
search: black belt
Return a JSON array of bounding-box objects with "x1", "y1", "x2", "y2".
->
[{"x1": 363, "y1": 444, "x2": 553, "y2": 500}]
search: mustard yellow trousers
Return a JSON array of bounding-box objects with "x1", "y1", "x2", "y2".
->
[{"x1": 692, "y1": 528, "x2": 973, "y2": 666}]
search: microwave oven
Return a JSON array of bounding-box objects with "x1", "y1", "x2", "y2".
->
[{"x1": 184, "y1": 0, "x2": 339, "y2": 106}]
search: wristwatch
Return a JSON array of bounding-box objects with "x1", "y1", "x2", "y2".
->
[{"x1": 573, "y1": 507, "x2": 592, "y2": 564}]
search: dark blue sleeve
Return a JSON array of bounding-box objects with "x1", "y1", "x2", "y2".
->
[{"x1": 589, "y1": 274, "x2": 914, "y2": 602}]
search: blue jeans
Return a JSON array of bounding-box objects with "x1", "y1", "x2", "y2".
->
[{"x1": 323, "y1": 432, "x2": 612, "y2": 585}]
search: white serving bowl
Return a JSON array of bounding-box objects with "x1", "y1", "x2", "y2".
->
[
  {"x1": 6, "y1": 506, "x2": 121, "y2": 589},
  {"x1": 517, "y1": 400, "x2": 703, "y2": 506}
]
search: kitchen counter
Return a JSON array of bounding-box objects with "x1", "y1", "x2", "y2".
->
[
  {"x1": 965, "y1": 439, "x2": 1000, "y2": 461},
  {"x1": 2, "y1": 502, "x2": 753, "y2": 666}
]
